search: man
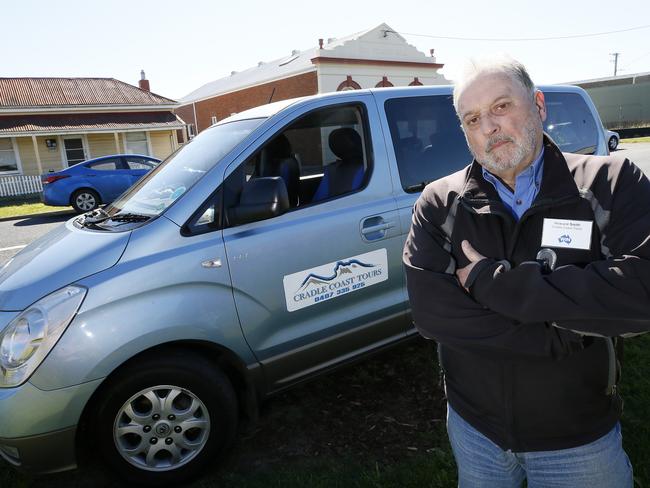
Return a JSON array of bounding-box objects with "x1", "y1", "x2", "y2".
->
[{"x1": 403, "y1": 55, "x2": 650, "y2": 487}]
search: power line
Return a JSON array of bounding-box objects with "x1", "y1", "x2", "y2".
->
[
  {"x1": 398, "y1": 24, "x2": 650, "y2": 42},
  {"x1": 626, "y1": 51, "x2": 650, "y2": 66}
]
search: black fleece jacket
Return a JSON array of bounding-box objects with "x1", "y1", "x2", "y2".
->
[{"x1": 403, "y1": 136, "x2": 650, "y2": 451}]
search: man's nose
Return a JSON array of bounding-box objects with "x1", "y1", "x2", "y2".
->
[{"x1": 480, "y1": 114, "x2": 499, "y2": 135}]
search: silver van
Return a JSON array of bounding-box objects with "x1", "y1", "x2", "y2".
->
[{"x1": 0, "y1": 85, "x2": 608, "y2": 485}]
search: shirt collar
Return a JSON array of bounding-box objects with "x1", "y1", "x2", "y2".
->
[{"x1": 481, "y1": 146, "x2": 545, "y2": 192}]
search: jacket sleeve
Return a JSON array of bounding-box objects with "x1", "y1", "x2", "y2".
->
[
  {"x1": 403, "y1": 189, "x2": 585, "y2": 359},
  {"x1": 469, "y1": 159, "x2": 650, "y2": 336}
]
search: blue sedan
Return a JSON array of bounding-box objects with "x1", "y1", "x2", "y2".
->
[{"x1": 41, "y1": 154, "x2": 161, "y2": 213}]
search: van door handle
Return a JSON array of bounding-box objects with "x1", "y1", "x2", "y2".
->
[
  {"x1": 361, "y1": 222, "x2": 394, "y2": 234},
  {"x1": 361, "y1": 217, "x2": 395, "y2": 241}
]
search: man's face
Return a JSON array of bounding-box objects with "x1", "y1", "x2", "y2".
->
[{"x1": 457, "y1": 72, "x2": 546, "y2": 175}]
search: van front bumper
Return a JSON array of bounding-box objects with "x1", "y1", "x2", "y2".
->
[
  {"x1": 0, "y1": 378, "x2": 103, "y2": 474},
  {"x1": 0, "y1": 427, "x2": 77, "y2": 473}
]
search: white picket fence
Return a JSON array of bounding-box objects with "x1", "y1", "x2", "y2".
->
[{"x1": 0, "y1": 175, "x2": 43, "y2": 197}]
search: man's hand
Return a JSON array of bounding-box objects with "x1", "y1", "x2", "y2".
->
[{"x1": 456, "y1": 240, "x2": 487, "y2": 290}]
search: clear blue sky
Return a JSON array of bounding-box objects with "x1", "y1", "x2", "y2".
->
[{"x1": 3, "y1": 0, "x2": 649, "y2": 100}]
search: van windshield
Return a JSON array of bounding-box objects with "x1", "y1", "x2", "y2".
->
[{"x1": 108, "y1": 118, "x2": 265, "y2": 216}]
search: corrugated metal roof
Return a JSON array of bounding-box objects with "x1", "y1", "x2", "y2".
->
[
  {"x1": 0, "y1": 78, "x2": 177, "y2": 108},
  {"x1": 0, "y1": 112, "x2": 184, "y2": 134}
]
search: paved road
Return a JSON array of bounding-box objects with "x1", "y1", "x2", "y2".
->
[
  {"x1": 615, "y1": 143, "x2": 650, "y2": 175},
  {"x1": 1, "y1": 142, "x2": 649, "y2": 268},
  {"x1": 0, "y1": 211, "x2": 75, "y2": 267}
]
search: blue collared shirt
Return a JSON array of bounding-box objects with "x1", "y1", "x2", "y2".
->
[{"x1": 481, "y1": 148, "x2": 545, "y2": 220}]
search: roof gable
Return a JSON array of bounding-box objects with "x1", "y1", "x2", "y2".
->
[
  {"x1": 179, "y1": 23, "x2": 441, "y2": 105},
  {"x1": 0, "y1": 78, "x2": 177, "y2": 108}
]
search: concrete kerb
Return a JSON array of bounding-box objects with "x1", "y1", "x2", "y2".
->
[{"x1": 0, "y1": 209, "x2": 76, "y2": 223}]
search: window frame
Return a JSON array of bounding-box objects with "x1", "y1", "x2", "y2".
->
[
  {"x1": 0, "y1": 137, "x2": 22, "y2": 175},
  {"x1": 220, "y1": 101, "x2": 374, "y2": 229},
  {"x1": 124, "y1": 131, "x2": 151, "y2": 156}
]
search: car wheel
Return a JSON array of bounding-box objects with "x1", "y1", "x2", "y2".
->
[
  {"x1": 609, "y1": 136, "x2": 619, "y2": 151},
  {"x1": 93, "y1": 354, "x2": 238, "y2": 486},
  {"x1": 71, "y1": 189, "x2": 100, "y2": 213}
]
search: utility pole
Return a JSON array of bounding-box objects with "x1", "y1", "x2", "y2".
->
[{"x1": 610, "y1": 52, "x2": 620, "y2": 76}]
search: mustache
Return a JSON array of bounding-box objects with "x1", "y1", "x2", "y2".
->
[{"x1": 486, "y1": 135, "x2": 514, "y2": 153}]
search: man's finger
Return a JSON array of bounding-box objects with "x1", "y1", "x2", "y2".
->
[{"x1": 462, "y1": 240, "x2": 486, "y2": 262}]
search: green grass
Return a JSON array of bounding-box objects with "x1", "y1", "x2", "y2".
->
[
  {"x1": 621, "y1": 136, "x2": 650, "y2": 143},
  {"x1": 0, "y1": 202, "x2": 72, "y2": 219},
  {"x1": 1, "y1": 337, "x2": 649, "y2": 488}
]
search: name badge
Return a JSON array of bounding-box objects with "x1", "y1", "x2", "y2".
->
[{"x1": 541, "y1": 218, "x2": 593, "y2": 250}]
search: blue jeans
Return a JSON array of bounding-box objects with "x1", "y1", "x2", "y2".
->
[{"x1": 446, "y1": 405, "x2": 633, "y2": 488}]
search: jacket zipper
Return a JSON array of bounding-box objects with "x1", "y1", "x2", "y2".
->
[{"x1": 459, "y1": 193, "x2": 583, "y2": 450}]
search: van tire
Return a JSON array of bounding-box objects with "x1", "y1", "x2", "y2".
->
[{"x1": 92, "y1": 354, "x2": 238, "y2": 486}]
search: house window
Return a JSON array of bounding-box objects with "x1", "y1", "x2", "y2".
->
[
  {"x1": 0, "y1": 138, "x2": 19, "y2": 173},
  {"x1": 63, "y1": 137, "x2": 87, "y2": 166},
  {"x1": 125, "y1": 131, "x2": 149, "y2": 155},
  {"x1": 336, "y1": 75, "x2": 361, "y2": 91},
  {"x1": 375, "y1": 76, "x2": 394, "y2": 88}
]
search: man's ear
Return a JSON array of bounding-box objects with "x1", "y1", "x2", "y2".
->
[{"x1": 535, "y1": 90, "x2": 547, "y2": 122}]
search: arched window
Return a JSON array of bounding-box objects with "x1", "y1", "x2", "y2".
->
[
  {"x1": 409, "y1": 77, "x2": 424, "y2": 86},
  {"x1": 375, "y1": 76, "x2": 394, "y2": 88},
  {"x1": 337, "y1": 75, "x2": 361, "y2": 91}
]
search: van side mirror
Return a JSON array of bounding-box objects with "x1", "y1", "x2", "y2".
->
[{"x1": 227, "y1": 176, "x2": 290, "y2": 226}]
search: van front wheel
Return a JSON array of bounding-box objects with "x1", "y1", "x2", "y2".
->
[{"x1": 93, "y1": 354, "x2": 238, "y2": 485}]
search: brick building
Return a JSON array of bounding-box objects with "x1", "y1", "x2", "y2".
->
[{"x1": 176, "y1": 23, "x2": 447, "y2": 135}]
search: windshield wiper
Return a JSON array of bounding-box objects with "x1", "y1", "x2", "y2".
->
[
  {"x1": 77, "y1": 210, "x2": 152, "y2": 229},
  {"x1": 108, "y1": 213, "x2": 152, "y2": 223}
]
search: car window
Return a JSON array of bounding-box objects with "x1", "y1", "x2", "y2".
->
[
  {"x1": 87, "y1": 157, "x2": 121, "y2": 171},
  {"x1": 543, "y1": 92, "x2": 599, "y2": 155},
  {"x1": 385, "y1": 95, "x2": 472, "y2": 192},
  {"x1": 222, "y1": 104, "x2": 371, "y2": 228},
  {"x1": 125, "y1": 157, "x2": 155, "y2": 170}
]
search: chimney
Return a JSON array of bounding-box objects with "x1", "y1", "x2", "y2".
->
[
  {"x1": 139, "y1": 69, "x2": 150, "y2": 91},
  {"x1": 318, "y1": 38, "x2": 324, "y2": 49}
]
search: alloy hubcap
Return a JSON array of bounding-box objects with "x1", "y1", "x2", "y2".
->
[
  {"x1": 113, "y1": 385, "x2": 211, "y2": 472},
  {"x1": 76, "y1": 193, "x2": 96, "y2": 211}
]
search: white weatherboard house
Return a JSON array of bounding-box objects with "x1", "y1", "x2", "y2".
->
[{"x1": 0, "y1": 75, "x2": 185, "y2": 197}]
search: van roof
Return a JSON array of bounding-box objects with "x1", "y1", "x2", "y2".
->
[{"x1": 218, "y1": 84, "x2": 587, "y2": 125}]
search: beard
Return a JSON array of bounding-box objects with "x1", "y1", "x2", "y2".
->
[{"x1": 469, "y1": 116, "x2": 541, "y2": 174}]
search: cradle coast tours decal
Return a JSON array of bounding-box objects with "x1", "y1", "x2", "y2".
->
[{"x1": 283, "y1": 249, "x2": 388, "y2": 312}]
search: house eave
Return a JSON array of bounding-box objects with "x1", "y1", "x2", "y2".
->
[{"x1": 0, "y1": 104, "x2": 179, "y2": 115}]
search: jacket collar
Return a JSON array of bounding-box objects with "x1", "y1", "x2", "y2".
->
[{"x1": 460, "y1": 134, "x2": 580, "y2": 214}]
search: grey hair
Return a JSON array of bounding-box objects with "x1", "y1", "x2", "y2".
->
[{"x1": 452, "y1": 54, "x2": 536, "y2": 113}]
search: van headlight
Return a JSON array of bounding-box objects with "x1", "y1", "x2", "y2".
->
[{"x1": 0, "y1": 286, "x2": 86, "y2": 387}]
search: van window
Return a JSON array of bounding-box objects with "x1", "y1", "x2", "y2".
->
[
  {"x1": 109, "y1": 118, "x2": 263, "y2": 216},
  {"x1": 223, "y1": 104, "x2": 371, "y2": 227},
  {"x1": 543, "y1": 92, "x2": 599, "y2": 155},
  {"x1": 384, "y1": 96, "x2": 472, "y2": 192}
]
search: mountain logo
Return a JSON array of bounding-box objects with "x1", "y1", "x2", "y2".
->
[
  {"x1": 299, "y1": 259, "x2": 375, "y2": 290},
  {"x1": 283, "y1": 249, "x2": 389, "y2": 312}
]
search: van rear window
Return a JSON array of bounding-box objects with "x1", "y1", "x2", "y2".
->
[
  {"x1": 543, "y1": 92, "x2": 598, "y2": 155},
  {"x1": 384, "y1": 96, "x2": 472, "y2": 192}
]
